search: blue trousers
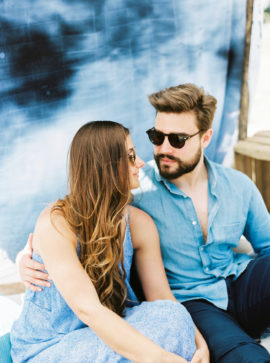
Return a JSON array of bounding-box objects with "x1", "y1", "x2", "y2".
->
[{"x1": 183, "y1": 255, "x2": 270, "y2": 363}]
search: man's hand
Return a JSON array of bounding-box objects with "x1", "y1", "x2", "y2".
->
[
  {"x1": 190, "y1": 326, "x2": 210, "y2": 363},
  {"x1": 16, "y1": 233, "x2": 51, "y2": 291},
  {"x1": 190, "y1": 346, "x2": 210, "y2": 363}
]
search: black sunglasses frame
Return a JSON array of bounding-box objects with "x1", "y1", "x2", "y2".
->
[{"x1": 146, "y1": 128, "x2": 203, "y2": 149}]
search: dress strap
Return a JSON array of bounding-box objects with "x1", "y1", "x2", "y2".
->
[{"x1": 122, "y1": 206, "x2": 130, "y2": 224}]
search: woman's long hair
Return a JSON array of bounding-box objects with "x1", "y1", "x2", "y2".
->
[{"x1": 52, "y1": 121, "x2": 130, "y2": 316}]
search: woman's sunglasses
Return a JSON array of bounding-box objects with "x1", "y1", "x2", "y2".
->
[
  {"x1": 146, "y1": 128, "x2": 203, "y2": 149},
  {"x1": 128, "y1": 148, "x2": 136, "y2": 165}
]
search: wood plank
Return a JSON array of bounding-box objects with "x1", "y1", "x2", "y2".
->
[
  {"x1": 234, "y1": 140, "x2": 270, "y2": 161},
  {"x1": 0, "y1": 249, "x2": 25, "y2": 295},
  {"x1": 244, "y1": 155, "x2": 254, "y2": 180},
  {"x1": 262, "y1": 160, "x2": 270, "y2": 211},
  {"x1": 247, "y1": 135, "x2": 270, "y2": 146},
  {"x1": 255, "y1": 130, "x2": 270, "y2": 138},
  {"x1": 0, "y1": 282, "x2": 25, "y2": 296},
  {"x1": 255, "y1": 159, "x2": 263, "y2": 194},
  {"x1": 234, "y1": 153, "x2": 245, "y2": 172}
]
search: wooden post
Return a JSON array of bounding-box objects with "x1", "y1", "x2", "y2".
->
[
  {"x1": 238, "y1": 0, "x2": 254, "y2": 140},
  {"x1": 234, "y1": 131, "x2": 270, "y2": 211}
]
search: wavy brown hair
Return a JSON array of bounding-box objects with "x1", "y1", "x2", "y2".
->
[
  {"x1": 51, "y1": 121, "x2": 130, "y2": 316},
  {"x1": 148, "y1": 83, "x2": 217, "y2": 131}
]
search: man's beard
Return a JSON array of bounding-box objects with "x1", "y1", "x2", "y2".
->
[{"x1": 154, "y1": 147, "x2": 202, "y2": 180}]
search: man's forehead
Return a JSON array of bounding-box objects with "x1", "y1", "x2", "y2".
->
[{"x1": 154, "y1": 111, "x2": 198, "y2": 133}]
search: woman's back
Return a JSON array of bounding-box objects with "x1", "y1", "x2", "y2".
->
[{"x1": 11, "y1": 218, "x2": 139, "y2": 361}]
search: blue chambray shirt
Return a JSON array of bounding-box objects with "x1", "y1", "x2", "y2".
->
[{"x1": 132, "y1": 157, "x2": 270, "y2": 310}]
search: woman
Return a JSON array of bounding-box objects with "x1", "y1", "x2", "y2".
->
[{"x1": 12, "y1": 121, "x2": 208, "y2": 362}]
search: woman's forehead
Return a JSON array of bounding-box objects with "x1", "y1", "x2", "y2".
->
[{"x1": 126, "y1": 134, "x2": 134, "y2": 149}]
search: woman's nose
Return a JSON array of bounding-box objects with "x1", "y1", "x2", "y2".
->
[{"x1": 136, "y1": 155, "x2": 145, "y2": 168}]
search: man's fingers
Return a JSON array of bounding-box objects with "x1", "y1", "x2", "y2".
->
[
  {"x1": 25, "y1": 271, "x2": 51, "y2": 287},
  {"x1": 24, "y1": 269, "x2": 49, "y2": 282},
  {"x1": 24, "y1": 256, "x2": 46, "y2": 271},
  {"x1": 24, "y1": 281, "x2": 42, "y2": 292},
  {"x1": 28, "y1": 233, "x2": 34, "y2": 251},
  {"x1": 190, "y1": 351, "x2": 204, "y2": 363},
  {"x1": 24, "y1": 270, "x2": 51, "y2": 286},
  {"x1": 24, "y1": 275, "x2": 51, "y2": 288},
  {"x1": 33, "y1": 270, "x2": 49, "y2": 281}
]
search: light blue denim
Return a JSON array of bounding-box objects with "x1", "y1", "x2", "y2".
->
[
  {"x1": 11, "y1": 218, "x2": 196, "y2": 362},
  {"x1": 133, "y1": 157, "x2": 270, "y2": 310}
]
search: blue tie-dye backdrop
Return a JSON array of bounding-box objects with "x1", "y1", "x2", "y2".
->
[{"x1": 0, "y1": 0, "x2": 251, "y2": 259}]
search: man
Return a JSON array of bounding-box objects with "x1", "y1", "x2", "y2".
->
[
  {"x1": 19, "y1": 84, "x2": 270, "y2": 362},
  {"x1": 132, "y1": 83, "x2": 270, "y2": 362}
]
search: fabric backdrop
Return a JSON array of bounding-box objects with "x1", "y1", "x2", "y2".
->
[{"x1": 0, "y1": 0, "x2": 256, "y2": 259}]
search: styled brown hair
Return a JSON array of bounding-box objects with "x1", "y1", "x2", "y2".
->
[
  {"x1": 52, "y1": 121, "x2": 130, "y2": 316},
  {"x1": 148, "y1": 83, "x2": 217, "y2": 130}
]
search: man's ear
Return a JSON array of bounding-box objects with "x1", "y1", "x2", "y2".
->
[{"x1": 202, "y1": 128, "x2": 213, "y2": 149}]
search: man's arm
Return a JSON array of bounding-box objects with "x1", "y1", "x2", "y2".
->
[
  {"x1": 244, "y1": 181, "x2": 270, "y2": 255},
  {"x1": 16, "y1": 233, "x2": 51, "y2": 291}
]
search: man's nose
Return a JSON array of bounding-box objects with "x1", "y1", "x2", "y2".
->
[{"x1": 157, "y1": 136, "x2": 173, "y2": 154}]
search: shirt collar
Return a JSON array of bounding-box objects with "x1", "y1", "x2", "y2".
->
[{"x1": 204, "y1": 156, "x2": 217, "y2": 193}]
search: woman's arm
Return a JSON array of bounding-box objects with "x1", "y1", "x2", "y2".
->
[
  {"x1": 32, "y1": 207, "x2": 185, "y2": 363},
  {"x1": 129, "y1": 206, "x2": 209, "y2": 363},
  {"x1": 129, "y1": 205, "x2": 179, "y2": 302}
]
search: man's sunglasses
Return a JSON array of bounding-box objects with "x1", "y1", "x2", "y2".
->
[
  {"x1": 128, "y1": 148, "x2": 136, "y2": 165},
  {"x1": 146, "y1": 128, "x2": 203, "y2": 149}
]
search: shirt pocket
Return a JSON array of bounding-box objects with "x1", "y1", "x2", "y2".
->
[{"x1": 212, "y1": 222, "x2": 242, "y2": 247}]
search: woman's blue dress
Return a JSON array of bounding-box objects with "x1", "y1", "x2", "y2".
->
[{"x1": 11, "y1": 220, "x2": 196, "y2": 362}]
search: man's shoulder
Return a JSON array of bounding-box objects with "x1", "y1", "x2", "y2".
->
[{"x1": 209, "y1": 159, "x2": 253, "y2": 186}]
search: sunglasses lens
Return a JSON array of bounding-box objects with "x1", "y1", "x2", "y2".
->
[
  {"x1": 146, "y1": 128, "x2": 188, "y2": 148},
  {"x1": 153, "y1": 130, "x2": 165, "y2": 145},
  {"x1": 169, "y1": 135, "x2": 186, "y2": 149},
  {"x1": 128, "y1": 155, "x2": 135, "y2": 165},
  {"x1": 147, "y1": 129, "x2": 164, "y2": 145}
]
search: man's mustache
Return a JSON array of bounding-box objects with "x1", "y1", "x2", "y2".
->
[{"x1": 155, "y1": 154, "x2": 178, "y2": 161}]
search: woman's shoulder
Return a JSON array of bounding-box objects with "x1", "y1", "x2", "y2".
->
[
  {"x1": 33, "y1": 203, "x2": 77, "y2": 252},
  {"x1": 129, "y1": 205, "x2": 154, "y2": 224},
  {"x1": 36, "y1": 203, "x2": 65, "y2": 229},
  {"x1": 128, "y1": 205, "x2": 158, "y2": 238}
]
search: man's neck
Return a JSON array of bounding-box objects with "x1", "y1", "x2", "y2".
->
[{"x1": 169, "y1": 155, "x2": 208, "y2": 192}]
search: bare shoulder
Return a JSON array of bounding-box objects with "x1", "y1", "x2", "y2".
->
[
  {"x1": 36, "y1": 204, "x2": 66, "y2": 231},
  {"x1": 35, "y1": 204, "x2": 55, "y2": 229},
  {"x1": 128, "y1": 206, "x2": 159, "y2": 249},
  {"x1": 129, "y1": 205, "x2": 156, "y2": 228},
  {"x1": 33, "y1": 203, "x2": 77, "y2": 252}
]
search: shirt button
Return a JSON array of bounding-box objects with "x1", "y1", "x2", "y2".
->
[
  {"x1": 192, "y1": 221, "x2": 197, "y2": 225},
  {"x1": 205, "y1": 267, "x2": 209, "y2": 272},
  {"x1": 200, "y1": 246, "x2": 204, "y2": 251}
]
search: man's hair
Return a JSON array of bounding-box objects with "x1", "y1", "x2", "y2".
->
[{"x1": 148, "y1": 83, "x2": 217, "y2": 130}]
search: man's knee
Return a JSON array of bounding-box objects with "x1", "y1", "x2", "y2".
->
[
  {"x1": 217, "y1": 341, "x2": 270, "y2": 363},
  {"x1": 183, "y1": 299, "x2": 270, "y2": 363}
]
